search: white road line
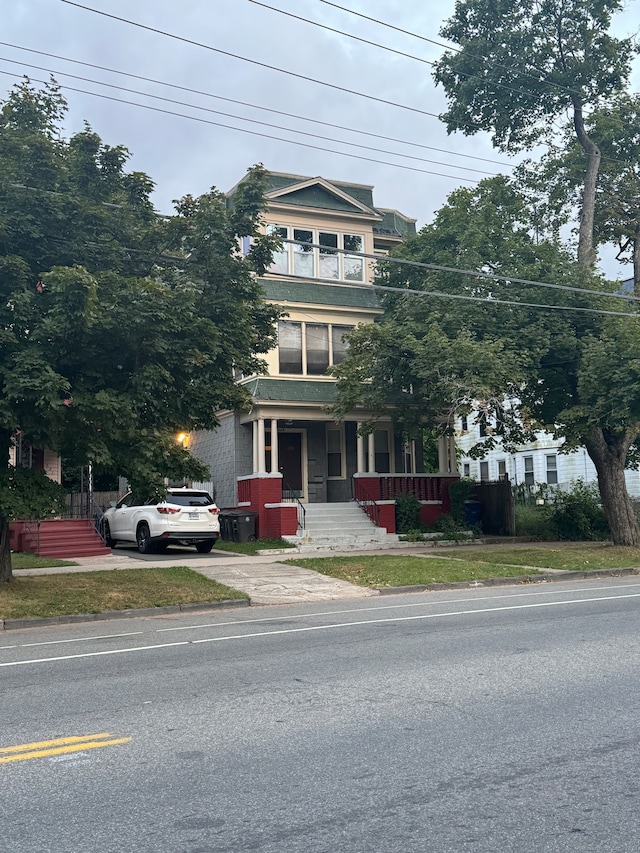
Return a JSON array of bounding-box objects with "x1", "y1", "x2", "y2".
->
[
  {"x1": 155, "y1": 580, "x2": 640, "y2": 632},
  {"x1": 1, "y1": 591, "x2": 639, "y2": 668},
  {"x1": 19, "y1": 631, "x2": 144, "y2": 648}
]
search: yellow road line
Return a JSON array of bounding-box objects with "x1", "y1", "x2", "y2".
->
[
  {"x1": 0, "y1": 733, "x2": 113, "y2": 756},
  {"x1": 0, "y1": 735, "x2": 131, "y2": 765}
]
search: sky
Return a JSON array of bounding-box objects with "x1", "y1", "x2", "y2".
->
[{"x1": 3, "y1": 0, "x2": 640, "y2": 278}]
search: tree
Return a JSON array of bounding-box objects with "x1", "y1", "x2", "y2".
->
[
  {"x1": 425, "y1": 0, "x2": 640, "y2": 544},
  {"x1": 333, "y1": 176, "x2": 640, "y2": 546},
  {"x1": 433, "y1": 0, "x2": 636, "y2": 268},
  {"x1": 518, "y1": 95, "x2": 640, "y2": 293},
  {"x1": 0, "y1": 79, "x2": 280, "y2": 581}
]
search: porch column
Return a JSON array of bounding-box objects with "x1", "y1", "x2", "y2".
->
[
  {"x1": 448, "y1": 436, "x2": 458, "y2": 474},
  {"x1": 367, "y1": 432, "x2": 375, "y2": 473},
  {"x1": 270, "y1": 419, "x2": 278, "y2": 474},
  {"x1": 438, "y1": 436, "x2": 449, "y2": 474},
  {"x1": 356, "y1": 422, "x2": 366, "y2": 473},
  {"x1": 257, "y1": 418, "x2": 266, "y2": 473},
  {"x1": 252, "y1": 420, "x2": 259, "y2": 473}
]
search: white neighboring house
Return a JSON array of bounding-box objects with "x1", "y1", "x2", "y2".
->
[{"x1": 455, "y1": 413, "x2": 640, "y2": 498}]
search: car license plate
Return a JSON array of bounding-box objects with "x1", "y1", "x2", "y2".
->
[{"x1": 188, "y1": 512, "x2": 199, "y2": 520}]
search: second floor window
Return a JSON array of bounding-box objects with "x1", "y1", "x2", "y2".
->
[
  {"x1": 278, "y1": 321, "x2": 354, "y2": 375},
  {"x1": 268, "y1": 225, "x2": 365, "y2": 282}
]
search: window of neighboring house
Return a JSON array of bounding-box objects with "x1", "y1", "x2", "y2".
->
[
  {"x1": 374, "y1": 429, "x2": 391, "y2": 473},
  {"x1": 327, "y1": 427, "x2": 345, "y2": 478},
  {"x1": 463, "y1": 462, "x2": 471, "y2": 478},
  {"x1": 306, "y1": 324, "x2": 330, "y2": 375},
  {"x1": 546, "y1": 454, "x2": 558, "y2": 485},
  {"x1": 479, "y1": 417, "x2": 488, "y2": 438},
  {"x1": 498, "y1": 459, "x2": 507, "y2": 479},
  {"x1": 266, "y1": 225, "x2": 365, "y2": 282},
  {"x1": 402, "y1": 441, "x2": 415, "y2": 474},
  {"x1": 480, "y1": 461, "x2": 489, "y2": 481},
  {"x1": 278, "y1": 322, "x2": 354, "y2": 375},
  {"x1": 524, "y1": 455, "x2": 535, "y2": 485},
  {"x1": 278, "y1": 321, "x2": 303, "y2": 374},
  {"x1": 460, "y1": 416, "x2": 468, "y2": 431}
]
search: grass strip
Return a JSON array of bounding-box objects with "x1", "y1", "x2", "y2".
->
[
  {"x1": 283, "y1": 555, "x2": 541, "y2": 589},
  {"x1": 431, "y1": 543, "x2": 640, "y2": 572},
  {"x1": 0, "y1": 566, "x2": 247, "y2": 620},
  {"x1": 215, "y1": 538, "x2": 295, "y2": 555},
  {"x1": 11, "y1": 553, "x2": 77, "y2": 570}
]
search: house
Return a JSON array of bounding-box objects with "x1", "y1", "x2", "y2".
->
[
  {"x1": 189, "y1": 172, "x2": 459, "y2": 541},
  {"x1": 456, "y1": 413, "x2": 640, "y2": 497}
]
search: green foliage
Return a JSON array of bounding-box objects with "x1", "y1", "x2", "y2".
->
[
  {"x1": 394, "y1": 493, "x2": 422, "y2": 533},
  {"x1": 546, "y1": 481, "x2": 610, "y2": 541},
  {"x1": 448, "y1": 478, "x2": 476, "y2": 525},
  {"x1": 0, "y1": 466, "x2": 67, "y2": 521},
  {"x1": 514, "y1": 504, "x2": 554, "y2": 540}
]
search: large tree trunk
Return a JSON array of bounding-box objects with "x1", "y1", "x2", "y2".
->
[
  {"x1": 584, "y1": 429, "x2": 640, "y2": 546},
  {"x1": 572, "y1": 98, "x2": 600, "y2": 269}
]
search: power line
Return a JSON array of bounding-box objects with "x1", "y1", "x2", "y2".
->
[
  {"x1": 1, "y1": 42, "x2": 512, "y2": 168},
  {"x1": 0, "y1": 57, "x2": 499, "y2": 177},
  {"x1": 270, "y1": 271, "x2": 639, "y2": 319},
  {"x1": 278, "y1": 238, "x2": 640, "y2": 305},
  {"x1": 0, "y1": 69, "x2": 480, "y2": 184},
  {"x1": 58, "y1": 0, "x2": 444, "y2": 121},
  {"x1": 314, "y1": 0, "x2": 585, "y2": 98}
]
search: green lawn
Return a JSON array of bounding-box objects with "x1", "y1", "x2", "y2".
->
[
  {"x1": 215, "y1": 538, "x2": 295, "y2": 555},
  {"x1": 284, "y1": 542, "x2": 640, "y2": 589},
  {"x1": 431, "y1": 543, "x2": 640, "y2": 572},
  {"x1": 0, "y1": 566, "x2": 247, "y2": 620},
  {"x1": 11, "y1": 553, "x2": 78, "y2": 570}
]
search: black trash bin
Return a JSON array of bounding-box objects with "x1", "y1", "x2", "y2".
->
[{"x1": 220, "y1": 509, "x2": 257, "y2": 543}]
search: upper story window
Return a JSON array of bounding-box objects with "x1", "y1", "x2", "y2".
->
[
  {"x1": 278, "y1": 321, "x2": 354, "y2": 376},
  {"x1": 267, "y1": 225, "x2": 365, "y2": 282}
]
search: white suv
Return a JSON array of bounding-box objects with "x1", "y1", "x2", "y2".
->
[{"x1": 101, "y1": 488, "x2": 220, "y2": 554}]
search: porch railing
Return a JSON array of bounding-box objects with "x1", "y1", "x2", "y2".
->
[
  {"x1": 377, "y1": 475, "x2": 448, "y2": 502},
  {"x1": 282, "y1": 479, "x2": 306, "y2": 531},
  {"x1": 352, "y1": 478, "x2": 381, "y2": 527}
]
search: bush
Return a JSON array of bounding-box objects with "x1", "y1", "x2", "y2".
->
[
  {"x1": 547, "y1": 481, "x2": 609, "y2": 541},
  {"x1": 395, "y1": 493, "x2": 422, "y2": 534},
  {"x1": 514, "y1": 504, "x2": 554, "y2": 539},
  {"x1": 448, "y1": 478, "x2": 476, "y2": 525}
]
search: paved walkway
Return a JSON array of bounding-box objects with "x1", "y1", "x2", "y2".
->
[{"x1": 14, "y1": 547, "x2": 382, "y2": 605}]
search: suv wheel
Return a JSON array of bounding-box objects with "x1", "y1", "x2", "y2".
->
[
  {"x1": 195, "y1": 541, "x2": 214, "y2": 554},
  {"x1": 136, "y1": 523, "x2": 153, "y2": 554}
]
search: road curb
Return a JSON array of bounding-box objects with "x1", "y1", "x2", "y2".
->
[
  {"x1": 377, "y1": 567, "x2": 639, "y2": 595},
  {"x1": 1, "y1": 597, "x2": 250, "y2": 631}
]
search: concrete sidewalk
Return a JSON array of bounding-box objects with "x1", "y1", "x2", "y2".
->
[{"x1": 13, "y1": 546, "x2": 381, "y2": 605}]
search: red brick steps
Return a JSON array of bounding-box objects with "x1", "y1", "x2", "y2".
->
[{"x1": 12, "y1": 519, "x2": 111, "y2": 558}]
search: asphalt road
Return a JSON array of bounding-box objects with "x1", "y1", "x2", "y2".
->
[{"x1": 2, "y1": 577, "x2": 640, "y2": 852}]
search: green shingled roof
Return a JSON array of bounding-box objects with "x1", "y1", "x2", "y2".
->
[
  {"x1": 374, "y1": 209, "x2": 417, "y2": 238},
  {"x1": 261, "y1": 278, "x2": 380, "y2": 308},
  {"x1": 243, "y1": 378, "x2": 337, "y2": 403}
]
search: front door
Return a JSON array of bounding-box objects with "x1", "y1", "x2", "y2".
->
[{"x1": 279, "y1": 432, "x2": 303, "y2": 498}]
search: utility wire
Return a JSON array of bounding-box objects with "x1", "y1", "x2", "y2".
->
[
  {"x1": 0, "y1": 58, "x2": 499, "y2": 176},
  {"x1": 1, "y1": 41, "x2": 512, "y2": 167},
  {"x1": 0, "y1": 69, "x2": 480, "y2": 184},
  {"x1": 270, "y1": 271, "x2": 639, "y2": 319},
  {"x1": 59, "y1": 0, "x2": 444, "y2": 121},
  {"x1": 278, "y1": 238, "x2": 640, "y2": 305},
  {"x1": 314, "y1": 0, "x2": 585, "y2": 98}
]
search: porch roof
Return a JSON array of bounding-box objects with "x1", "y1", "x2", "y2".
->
[
  {"x1": 243, "y1": 378, "x2": 337, "y2": 403},
  {"x1": 261, "y1": 278, "x2": 380, "y2": 309}
]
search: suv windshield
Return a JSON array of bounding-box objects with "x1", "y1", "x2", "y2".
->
[{"x1": 164, "y1": 492, "x2": 214, "y2": 507}]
